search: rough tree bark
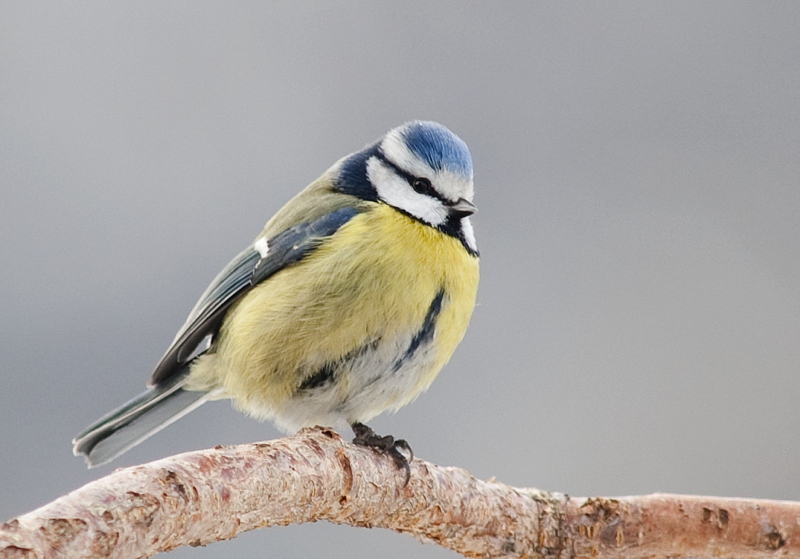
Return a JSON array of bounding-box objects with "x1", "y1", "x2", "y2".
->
[{"x1": 1, "y1": 427, "x2": 797, "y2": 559}]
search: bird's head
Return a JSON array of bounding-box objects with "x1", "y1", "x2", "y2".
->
[{"x1": 336, "y1": 121, "x2": 477, "y2": 253}]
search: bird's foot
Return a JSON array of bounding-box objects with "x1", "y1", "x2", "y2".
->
[{"x1": 351, "y1": 422, "x2": 413, "y2": 486}]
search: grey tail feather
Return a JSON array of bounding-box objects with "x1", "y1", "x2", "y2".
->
[{"x1": 72, "y1": 365, "x2": 208, "y2": 468}]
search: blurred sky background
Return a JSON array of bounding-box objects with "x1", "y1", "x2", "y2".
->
[{"x1": 2, "y1": 2, "x2": 800, "y2": 558}]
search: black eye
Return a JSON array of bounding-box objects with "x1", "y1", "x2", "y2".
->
[{"x1": 410, "y1": 177, "x2": 433, "y2": 195}]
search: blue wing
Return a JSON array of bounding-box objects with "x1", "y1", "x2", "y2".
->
[{"x1": 149, "y1": 206, "x2": 362, "y2": 385}]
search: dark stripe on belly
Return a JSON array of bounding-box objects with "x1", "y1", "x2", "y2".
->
[
  {"x1": 393, "y1": 289, "x2": 445, "y2": 372},
  {"x1": 298, "y1": 362, "x2": 336, "y2": 391},
  {"x1": 298, "y1": 338, "x2": 381, "y2": 391}
]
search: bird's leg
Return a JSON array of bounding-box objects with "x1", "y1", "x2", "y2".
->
[{"x1": 350, "y1": 422, "x2": 413, "y2": 486}]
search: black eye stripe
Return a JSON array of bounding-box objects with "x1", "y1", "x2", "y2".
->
[{"x1": 374, "y1": 151, "x2": 448, "y2": 205}]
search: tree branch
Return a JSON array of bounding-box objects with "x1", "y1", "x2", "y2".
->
[{"x1": 1, "y1": 427, "x2": 797, "y2": 558}]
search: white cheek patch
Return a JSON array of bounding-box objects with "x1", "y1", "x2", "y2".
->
[
  {"x1": 460, "y1": 217, "x2": 478, "y2": 253},
  {"x1": 367, "y1": 157, "x2": 448, "y2": 227}
]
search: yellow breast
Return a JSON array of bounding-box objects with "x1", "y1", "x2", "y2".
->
[{"x1": 188, "y1": 203, "x2": 479, "y2": 424}]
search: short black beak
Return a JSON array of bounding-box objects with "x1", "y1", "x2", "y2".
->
[{"x1": 448, "y1": 198, "x2": 477, "y2": 218}]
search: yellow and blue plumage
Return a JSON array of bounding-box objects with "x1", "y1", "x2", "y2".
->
[{"x1": 73, "y1": 121, "x2": 479, "y2": 478}]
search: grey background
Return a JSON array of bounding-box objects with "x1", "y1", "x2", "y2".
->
[{"x1": 2, "y1": 2, "x2": 799, "y2": 558}]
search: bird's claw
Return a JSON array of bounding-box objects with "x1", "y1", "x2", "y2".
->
[{"x1": 351, "y1": 422, "x2": 413, "y2": 486}]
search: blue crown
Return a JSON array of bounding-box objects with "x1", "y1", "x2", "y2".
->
[{"x1": 401, "y1": 121, "x2": 473, "y2": 180}]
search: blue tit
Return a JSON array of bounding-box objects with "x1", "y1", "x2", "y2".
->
[{"x1": 73, "y1": 121, "x2": 479, "y2": 479}]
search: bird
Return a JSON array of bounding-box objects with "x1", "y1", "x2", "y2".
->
[{"x1": 72, "y1": 121, "x2": 479, "y2": 481}]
